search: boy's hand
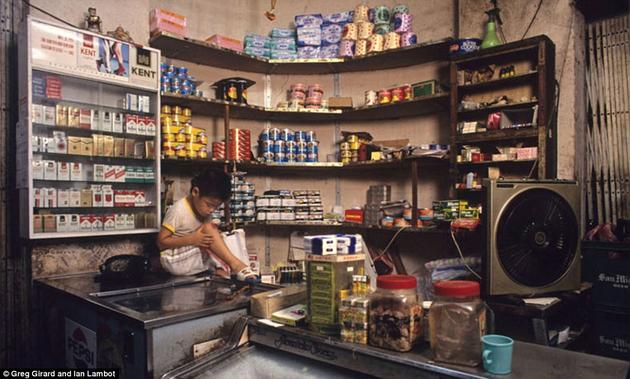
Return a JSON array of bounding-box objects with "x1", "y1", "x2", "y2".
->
[{"x1": 191, "y1": 227, "x2": 213, "y2": 248}]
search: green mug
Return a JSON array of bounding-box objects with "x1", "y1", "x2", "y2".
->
[{"x1": 481, "y1": 334, "x2": 514, "y2": 375}]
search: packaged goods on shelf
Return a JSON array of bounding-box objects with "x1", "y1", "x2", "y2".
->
[
  {"x1": 150, "y1": 8, "x2": 187, "y2": 37},
  {"x1": 271, "y1": 28, "x2": 296, "y2": 38},
  {"x1": 160, "y1": 105, "x2": 209, "y2": 159},
  {"x1": 205, "y1": 34, "x2": 243, "y2": 53},
  {"x1": 323, "y1": 11, "x2": 352, "y2": 24},
  {"x1": 160, "y1": 64, "x2": 201, "y2": 97},
  {"x1": 295, "y1": 14, "x2": 324, "y2": 28},
  {"x1": 297, "y1": 46, "x2": 320, "y2": 59},
  {"x1": 271, "y1": 304, "x2": 307, "y2": 327},
  {"x1": 229, "y1": 172, "x2": 256, "y2": 224},
  {"x1": 213, "y1": 77, "x2": 255, "y2": 104},
  {"x1": 258, "y1": 127, "x2": 319, "y2": 163}
]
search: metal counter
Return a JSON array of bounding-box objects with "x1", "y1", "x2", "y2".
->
[{"x1": 34, "y1": 272, "x2": 276, "y2": 378}]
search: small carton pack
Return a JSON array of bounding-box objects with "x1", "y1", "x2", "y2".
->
[
  {"x1": 91, "y1": 185, "x2": 103, "y2": 207},
  {"x1": 90, "y1": 109, "x2": 100, "y2": 130},
  {"x1": 102, "y1": 185, "x2": 114, "y2": 207},
  {"x1": 33, "y1": 188, "x2": 44, "y2": 208},
  {"x1": 125, "y1": 114, "x2": 138, "y2": 134},
  {"x1": 68, "y1": 107, "x2": 80, "y2": 127},
  {"x1": 145, "y1": 117, "x2": 156, "y2": 136},
  {"x1": 136, "y1": 117, "x2": 147, "y2": 135},
  {"x1": 126, "y1": 214, "x2": 135, "y2": 230},
  {"x1": 81, "y1": 137, "x2": 94, "y2": 156},
  {"x1": 93, "y1": 164, "x2": 105, "y2": 182},
  {"x1": 69, "y1": 189, "x2": 81, "y2": 207},
  {"x1": 103, "y1": 214, "x2": 116, "y2": 231},
  {"x1": 79, "y1": 109, "x2": 91, "y2": 129},
  {"x1": 124, "y1": 139, "x2": 135, "y2": 157},
  {"x1": 80, "y1": 188, "x2": 92, "y2": 207},
  {"x1": 114, "y1": 138, "x2": 125, "y2": 157},
  {"x1": 43, "y1": 214, "x2": 56, "y2": 233},
  {"x1": 70, "y1": 162, "x2": 83, "y2": 181},
  {"x1": 57, "y1": 189, "x2": 69, "y2": 207},
  {"x1": 104, "y1": 165, "x2": 117, "y2": 182},
  {"x1": 68, "y1": 214, "x2": 80, "y2": 232},
  {"x1": 68, "y1": 137, "x2": 82, "y2": 155},
  {"x1": 42, "y1": 106, "x2": 56, "y2": 125},
  {"x1": 91, "y1": 215, "x2": 103, "y2": 231},
  {"x1": 114, "y1": 165, "x2": 126, "y2": 183},
  {"x1": 115, "y1": 214, "x2": 127, "y2": 230},
  {"x1": 32, "y1": 104, "x2": 43, "y2": 124},
  {"x1": 80, "y1": 215, "x2": 92, "y2": 232},
  {"x1": 56, "y1": 215, "x2": 68, "y2": 232},
  {"x1": 32, "y1": 160, "x2": 44, "y2": 180},
  {"x1": 101, "y1": 111, "x2": 113, "y2": 132},
  {"x1": 112, "y1": 113, "x2": 124, "y2": 133},
  {"x1": 57, "y1": 161, "x2": 70, "y2": 181},
  {"x1": 43, "y1": 160, "x2": 57, "y2": 180},
  {"x1": 55, "y1": 104, "x2": 68, "y2": 126},
  {"x1": 103, "y1": 136, "x2": 114, "y2": 157},
  {"x1": 33, "y1": 215, "x2": 43, "y2": 233},
  {"x1": 92, "y1": 134, "x2": 104, "y2": 156},
  {"x1": 134, "y1": 190, "x2": 146, "y2": 207}
]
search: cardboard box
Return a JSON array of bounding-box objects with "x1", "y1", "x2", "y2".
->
[
  {"x1": 250, "y1": 286, "x2": 307, "y2": 319},
  {"x1": 112, "y1": 113, "x2": 124, "y2": 133},
  {"x1": 33, "y1": 215, "x2": 43, "y2": 233},
  {"x1": 43, "y1": 160, "x2": 57, "y2": 180},
  {"x1": 91, "y1": 185, "x2": 103, "y2": 207},
  {"x1": 103, "y1": 136, "x2": 114, "y2": 157},
  {"x1": 91, "y1": 215, "x2": 103, "y2": 231},
  {"x1": 115, "y1": 214, "x2": 127, "y2": 230},
  {"x1": 93, "y1": 134, "x2": 104, "y2": 156},
  {"x1": 68, "y1": 107, "x2": 80, "y2": 127},
  {"x1": 150, "y1": 8, "x2": 188, "y2": 37},
  {"x1": 126, "y1": 214, "x2": 135, "y2": 230},
  {"x1": 32, "y1": 161, "x2": 44, "y2": 180},
  {"x1": 91, "y1": 109, "x2": 100, "y2": 130},
  {"x1": 32, "y1": 104, "x2": 44, "y2": 124},
  {"x1": 57, "y1": 161, "x2": 70, "y2": 181},
  {"x1": 101, "y1": 111, "x2": 113, "y2": 132},
  {"x1": 114, "y1": 138, "x2": 125, "y2": 157},
  {"x1": 68, "y1": 214, "x2": 80, "y2": 232},
  {"x1": 80, "y1": 188, "x2": 92, "y2": 207},
  {"x1": 33, "y1": 188, "x2": 43, "y2": 208},
  {"x1": 43, "y1": 106, "x2": 55, "y2": 125},
  {"x1": 103, "y1": 214, "x2": 116, "y2": 231},
  {"x1": 344, "y1": 209, "x2": 364, "y2": 224},
  {"x1": 125, "y1": 115, "x2": 138, "y2": 134},
  {"x1": 80, "y1": 215, "x2": 92, "y2": 232},
  {"x1": 56, "y1": 214, "x2": 68, "y2": 233},
  {"x1": 136, "y1": 117, "x2": 147, "y2": 135},
  {"x1": 55, "y1": 105, "x2": 68, "y2": 126},
  {"x1": 91, "y1": 164, "x2": 104, "y2": 182},
  {"x1": 328, "y1": 96, "x2": 353, "y2": 109},
  {"x1": 104, "y1": 165, "x2": 116, "y2": 182},
  {"x1": 81, "y1": 137, "x2": 94, "y2": 156},
  {"x1": 69, "y1": 189, "x2": 81, "y2": 207},
  {"x1": 43, "y1": 215, "x2": 56, "y2": 233},
  {"x1": 206, "y1": 34, "x2": 243, "y2": 52},
  {"x1": 79, "y1": 109, "x2": 91, "y2": 129},
  {"x1": 102, "y1": 185, "x2": 114, "y2": 207},
  {"x1": 68, "y1": 137, "x2": 82, "y2": 155},
  {"x1": 124, "y1": 139, "x2": 135, "y2": 158},
  {"x1": 57, "y1": 189, "x2": 70, "y2": 207},
  {"x1": 115, "y1": 166, "x2": 126, "y2": 183}
]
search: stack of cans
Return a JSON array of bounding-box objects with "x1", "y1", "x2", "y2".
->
[
  {"x1": 212, "y1": 141, "x2": 226, "y2": 160},
  {"x1": 230, "y1": 173, "x2": 256, "y2": 224},
  {"x1": 364, "y1": 185, "x2": 392, "y2": 226},
  {"x1": 227, "y1": 129, "x2": 252, "y2": 161},
  {"x1": 160, "y1": 63, "x2": 201, "y2": 97},
  {"x1": 258, "y1": 127, "x2": 319, "y2": 164},
  {"x1": 339, "y1": 134, "x2": 361, "y2": 163},
  {"x1": 161, "y1": 105, "x2": 209, "y2": 159}
]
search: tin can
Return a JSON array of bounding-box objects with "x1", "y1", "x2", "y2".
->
[
  {"x1": 296, "y1": 141, "x2": 308, "y2": 154},
  {"x1": 178, "y1": 66, "x2": 188, "y2": 75},
  {"x1": 384, "y1": 32, "x2": 401, "y2": 49},
  {"x1": 161, "y1": 105, "x2": 172, "y2": 114},
  {"x1": 308, "y1": 84, "x2": 324, "y2": 98},
  {"x1": 347, "y1": 134, "x2": 359, "y2": 143},
  {"x1": 340, "y1": 150, "x2": 353, "y2": 158},
  {"x1": 167, "y1": 64, "x2": 176, "y2": 73},
  {"x1": 290, "y1": 83, "x2": 307, "y2": 93},
  {"x1": 273, "y1": 140, "x2": 285, "y2": 154},
  {"x1": 290, "y1": 90, "x2": 306, "y2": 101},
  {"x1": 269, "y1": 128, "x2": 281, "y2": 141},
  {"x1": 340, "y1": 142, "x2": 351, "y2": 151},
  {"x1": 294, "y1": 130, "x2": 307, "y2": 141},
  {"x1": 262, "y1": 152, "x2": 275, "y2": 162},
  {"x1": 170, "y1": 86, "x2": 180, "y2": 94},
  {"x1": 274, "y1": 152, "x2": 287, "y2": 163},
  {"x1": 349, "y1": 141, "x2": 361, "y2": 150},
  {"x1": 357, "y1": 22, "x2": 374, "y2": 39},
  {"x1": 305, "y1": 131, "x2": 316, "y2": 142},
  {"x1": 365, "y1": 90, "x2": 378, "y2": 106},
  {"x1": 296, "y1": 153, "x2": 307, "y2": 162},
  {"x1": 286, "y1": 153, "x2": 297, "y2": 162},
  {"x1": 356, "y1": 39, "x2": 368, "y2": 56},
  {"x1": 285, "y1": 140, "x2": 297, "y2": 153},
  {"x1": 342, "y1": 23, "x2": 358, "y2": 41},
  {"x1": 367, "y1": 34, "x2": 384, "y2": 53},
  {"x1": 391, "y1": 88, "x2": 403, "y2": 103},
  {"x1": 162, "y1": 133, "x2": 176, "y2": 142},
  {"x1": 354, "y1": 4, "x2": 370, "y2": 22},
  {"x1": 307, "y1": 141, "x2": 319, "y2": 154},
  {"x1": 306, "y1": 153, "x2": 318, "y2": 162},
  {"x1": 374, "y1": 6, "x2": 391, "y2": 23},
  {"x1": 403, "y1": 84, "x2": 412, "y2": 100},
  {"x1": 260, "y1": 140, "x2": 274, "y2": 153},
  {"x1": 280, "y1": 128, "x2": 294, "y2": 141},
  {"x1": 401, "y1": 32, "x2": 417, "y2": 47},
  {"x1": 172, "y1": 106, "x2": 182, "y2": 115},
  {"x1": 160, "y1": 83, "x2": 170, "y2": 93},
  {"x1": 339, "y1": 40, "x2": 355, "y2": 57},
  {"x1": 378, "y1": 89, "x2": 392, "y2": 104},
  {"x1": 260, "y1": 127, "x2": 271, "y2": 141},
  {"x1": 183, "y1": 107, "x2": 192, "y2": 117}
]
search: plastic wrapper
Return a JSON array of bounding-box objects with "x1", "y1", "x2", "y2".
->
[
  {"x1": 244, "y1": 34, "x2": 271, "y2": 49},
  {"x1": 270, "y1": 50, "x2": 298, "y2": 60},
  {"x1": 319, "y1": 44, "x2": 340, "y2": 58},
  {"x1": 244, "y1": 46, "x2": 271, "y2": 58},
  {"x1": 321, "y1": 23, "x2": 344, "y2": 44},
  {"x1": 323, "y1": 11, "x2": 353, "y2": 24},
  {"x1": 297, "y1": 26, "x2": 322, "y2": 47},
  {"x1": 297, "y1": 46, "x2": 321, "y2": 59},
  {"x1": 295, "y1": 13, "x2": 324, "y2": 27},
  {"x1": 271, "y1": 28, "x2": 296, "y2": 38},
  {"x1": 270, "y1": 39, "x2": 297, "y2": 51}
]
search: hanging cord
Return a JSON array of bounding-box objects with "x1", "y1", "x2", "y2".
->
[
  {"x1": 450, "y1": 222, "x2": 482, "y2": 280},
  {"x1": 520, "y1": 0, "x2": 543, "y2": 40},
  {"x1": 22, "y1": 0, "x2": 76, "y2": 28},
  {"x1": 380, "y1": 225, "x2": 410, "y2": 257}
]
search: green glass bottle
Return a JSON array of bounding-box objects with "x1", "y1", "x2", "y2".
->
[{"x1": 481, "y1": 15, "x2": 502, "y2": 49}]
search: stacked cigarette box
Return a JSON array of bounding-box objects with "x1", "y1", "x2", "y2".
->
[
  {"x1": 33, "y1": 212, "x2": 156, "y2": 234},
  {"x1": 364, "y1": 185, "x2": 391, "y2": 226},
  {"x1": 304, "y1": 234, "x2": 363, "y2": 255}
]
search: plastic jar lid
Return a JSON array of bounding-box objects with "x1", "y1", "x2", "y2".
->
[
  {"x1": 434, "y1": 280, "x2": 480, "y2": 297},
  {"x1": 377, "y1": 274, "x2": 417, "y2": 290}
]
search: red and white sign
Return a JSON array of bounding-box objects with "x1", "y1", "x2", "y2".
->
[{"x1": 65, "y1": 318, "x2": 96, "y2": 369}]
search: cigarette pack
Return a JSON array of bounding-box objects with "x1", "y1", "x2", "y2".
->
[
  {"x1": 42, "y1": 106, "x2": 55, "y2": 125},
  {"x1": 91, "y1": 109, "x2": 100, "y2": 130},
  {"x1": 33, "y1": 215, "x2": 43, "y2": 233},
  {"x1": 57, "y1": 161, "x2": 70, "y2": 181},
  {"x1": 103, "y1": 214, "x2": 116, "y2": 231},
  {"x1": 136, "y1": 117, "x2": 147, "y2": 135},
  {"x1": 68, "y1": 214, "x2": 80, "y2": 232},
  {"x1": 80, "y1": 188, "x2": 92, "y2": 207},
  {"x1": 115, "y1": 214, "x2": 127, "y2": 230},
  {"x1": 93, "y1": 164, "x2": 105, "y2": 182},
  {"x1": 114, "y1": 165, "x2": 126, "y2": 183},
  {"x1": 79, "y1": 109, "x2": 91, "y2": 129},
  {"x1": 92, "y1": 134, "x2": 104, "y2": 156},
  {"x1": 124, "y1": 139, "x2": 135, "y2": 157},
  {"x1": 102, "y1": 185, "x2": 114, "y2": 207},
  {"x1": 33, "y1": 188, "x2": 43, "y2": 208},
  {"x1": 145, "y1": 117, "x2": 156, "y2": 136},
  {"x1": 126, "y1": 214, "x2": 135, "y2": 230},
  {"x1": 125, "y1": 115, "x2": 138, "y2": 134},
  {"x1": 46, "y1": 188, "x2": 57, "y2": 208},
  {"x1": 80, "y1": 215, "x2": 92, "y2": 232},
  {"x1": 80, "y1": 137, "x2": 94, "y2": 156},
  {"x1": 103, "y1": 136, "x2": 114, "y2": 157},
  {"x1": 69, "y1": 189, "x2": 81, "y2": 207},
  {"x1": 68, "y1": 107, "x2": 80, "y2": 127},
  {"x1": 104, "y1": 165, "x2": 116, "y2": 182},
  {"x1": 32, "y1": 160, "x2": 44, "y2": 180},
  {"x1": 91, "y1": 185, "x2": 103, "y2": 207},
  {"x1": 68, "y1": 137, "x2": 82, "y2": 155},
  {"x1": 57, "y1": 189, "x2": 69, "y2": 207},
  {"x1": 114, "y1": 138, "x2": 125, "y2": 157},
  {"x1": 101, "y1": 111, "x2": 113, "y2": 132},
  {"x1": 43, "y1": 215, "x2": 56, "y2": 233},
  {"x1": 112, "y1": 113, "x2": 124, "y2": 133},
  {"x1": 32, "y1": 104, "x2": 43, "y2": 124},
  {"x1": 43, "y1": 160, "x2": 57, "y2": 180},
  {"x1": 56, "y1": 215, "x2": 68, "y2": 232},
  {"x1": 91, "y1": 215, "x2": 103, "y2": 231},
  {"x1": 55, "y1": 105, "x2": 68, "y2": 126}
]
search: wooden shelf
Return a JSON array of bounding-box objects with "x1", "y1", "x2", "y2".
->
[
  {"x1": 245, "y1": 221, "x2": 449, "y2": 234},
  {"x1": 454, "y1": 127, "x2": 539, "y2": 143},
  {"x1": 161, "y1": 93, "x2": 449, "y2": 122},
  {"x1": 451, "y1": 35, "x2": 551, "y2": 64},
  {"x1": 457, "y1": 159, "x2": 537, "y2": 166},
  {"x1": 458, "y1": 71, "x2": 538, "y2": 92},
  {"x1": 150, "y1": 32, "x2": 452, "y2": 74},
  {"x1": 457, "y1": 101, "x2": 538, "y2": 117},
  {"x1": 160, "y1": 157, "x2": 448, "y2": 174}
]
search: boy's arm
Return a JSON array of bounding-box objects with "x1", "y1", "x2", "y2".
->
[{"x1": 156, "y1": 226, "x2": 212, "y2": 251}]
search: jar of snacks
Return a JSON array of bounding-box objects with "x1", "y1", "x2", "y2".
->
[
  {"x1": 369, "y1": 275, "x2": 422, "y2": 352},
  {"x1": 429, "y1": 280, "x2": 486, "y2": 366}
]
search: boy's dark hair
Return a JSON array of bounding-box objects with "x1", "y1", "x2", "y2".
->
[{"x1": 190, "y1": 168, "x2": 231, "y2": 200}]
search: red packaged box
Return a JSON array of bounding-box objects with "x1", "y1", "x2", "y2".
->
[
  {"x1": 344, "y1": 209, "x2": 364, "y2": 224},
  {"x1": 206, "y1": 34, "x2": 243, "y2": 53}
]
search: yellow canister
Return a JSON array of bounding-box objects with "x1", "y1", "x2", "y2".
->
[
  {"x1": 347, "y1": 135, "x2": 359, "y2": 143},
  {"x1": 350, "y1": 141, "x2": 361, "y2": 150},
  {"x1": 183, "y1": 107, "x2": 192, "y2": 117},
  {"x1": 340, "y1": 142, "x2": 350, "y2": 150},
  {"x1": 198, "y1": 147, "x2": 209, "y2": 159},
  {"x1": 160, "y1": 115, "x2": 173, "y2": 128},
  {"x1": 162, "y1": 133, "x2": 175, "y2": 142},
  {"x1": 161, "y1": 105, "x2": 172, "y2": 114},
  {"x1": 162, "y1": 142, "x2": 176, "y2": 157},
  {"x1": 172, "y1": 106, "x2": 182, "y2": 115}
]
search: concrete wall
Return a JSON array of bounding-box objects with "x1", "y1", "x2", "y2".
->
[{"x1": 27, "y1": 0, "x2": 584, "y2": 279}]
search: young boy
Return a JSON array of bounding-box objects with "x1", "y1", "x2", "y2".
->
[{"x1": 157, "y1": 168, "x2": 258, "y2": 283}]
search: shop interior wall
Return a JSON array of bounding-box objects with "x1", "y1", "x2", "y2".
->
[{"x1": 28, "y1": 0, "x2": 460, "y2": 280}]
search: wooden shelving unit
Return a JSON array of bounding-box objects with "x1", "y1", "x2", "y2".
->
[{"x1": 449, "y1": 35, "x2": 556, "y2": 196}]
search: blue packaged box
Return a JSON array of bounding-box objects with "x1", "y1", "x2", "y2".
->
[
  {"x1": 321, "y1": 23, "x2": 344, "y2": 45},
  {"x1": 295, "y1": 13, "x2": 323, "y2": 27},
  {"x1": 323, "y1": 11, "x2": 352, "y2": 24},
  {"x1": 297, "y1": 46, "x2": 321, "y2": 59},
  {"x1": 244, "y1": 46, "x2": 271, "y2": 58},
  {"x1": 296, "y1": 26, "x2": 322, "y2": 47},
  {"x1": 319, "y1": 44, "x2": 340, "y2": 58},
  {"x1": 244, "y1": 34, "x2": 271, "y2": 49}
]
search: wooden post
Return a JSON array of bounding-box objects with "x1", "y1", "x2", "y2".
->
[{"x1": 411, "y1": 159, "x2": 419, "y2": 229}]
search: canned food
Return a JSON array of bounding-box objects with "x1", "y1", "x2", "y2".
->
[
  {"x1": 308, "y1": 84, "x2": 324, "y2": 98},
  {"x1": 290, "y1": 83, "x2": 307, "y2": 93},
  {"x1": 269, "y1": 128, "x2": 281, "y2": 141},
  {"x1": 358, "y1": 22, "x2": 374, "y2": 39},
  {"x1": 403, "y1": 84, "x2": 412, "y2": 100},
  {"x1": 340, "y1": 142, "x2": 350, "y2": 150},
  {"x1": 262, "y1": 152, "x2": 275, "y2": 162},
  {"x1": 280, "y1": 128, "x2": 294, "y2": 141},
  {"x1": 172, "y1": 106, "x2": 182, "y2": 115},
  {"x1": 183, "y1": 107, "x2": 192, "y2": 117},
  {"x1": 260, "y1": 140, "x2": 274, "y2": 153},
  {"x1": 306, "y1": 141, "x2": 319, "y2": 154},
  {"x1": 160, "y1": 83, "x2": 170, "y2": 93},
  {"x1": 286, "y1": 153, "x2": 297, "y2": 162},
  {"x1": 260, "y1": 128, "x2": 271, "y2": 141},
  {"x1": 198, "y1": 147, "x2": 208, "y2": 159},
  {"x1": 296, "y1": 153, "x2": 307, "y2": 162},
  {"x1": 162, "y1": 133, "x2": 176, "y2": 142},
  {"x1": 306, "y1": 153, "x2": 318, "y2": 162},
  {"x1": 340, "y1": 150, "x2": 353, "y2": 158},
  {"x1": 347, "y1": 135, "x2": 359, "y2": 143},
  {"x1": 343, "y1": 23, "x2": 358, "y2": 40},
  {"x1": 391, "y1": 88, "x2": 403, "y2": 103},
  {"x1": 349, "y1": 141, "x2": 361, "y2": 150},
  {"x1": 273, "y1": 140, "x2": 285, "y2": 154},
  {"x1": 274, "y1": 152, "x2": 286, "y2": 163},
  {"x1": 285, "y1": 140, "x2": 297, "y2": 153}
]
